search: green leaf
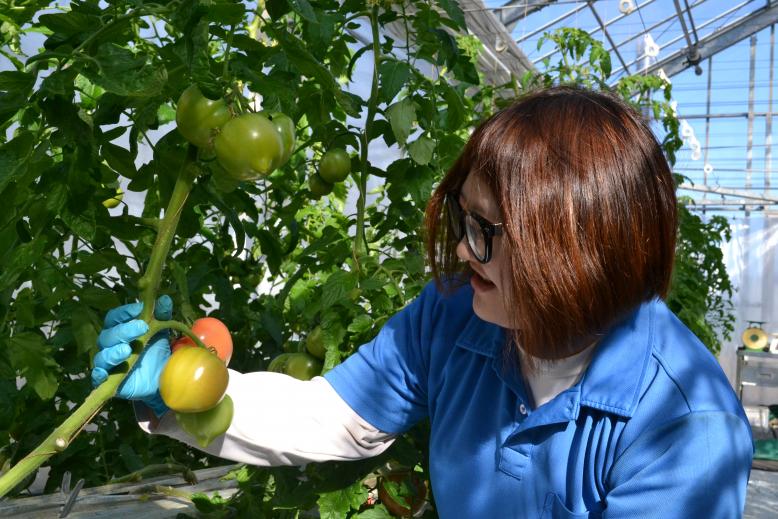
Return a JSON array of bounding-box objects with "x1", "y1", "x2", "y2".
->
[
  {"x1": 89, "y1": 44, "x2": 167, "y2": 97},
  {"x1": 101, "y1": 142, "x2": 137, "y2": 179},
  {"x1": 0, "y1": 132, "x2": 34, "y2": 194},
  {"x1": 71, "y1": 306, "x2": 100, "y2": 357},
  {"x1": 0, "y1": 71, "x2": 35, "y2": 94},
  {"x1": 0, "y1": 237, "x2": 46, "y2": 292},
  {"x1": 408, "y1": 136, "x2": 434, "y2": 165},
  {"x1": 385, "y1": 97, "x2": 416, "y2": 146},
  {"x1": 60, "y1": 205, "x2": 97, "y2": 241},
  {"x1": 273, "y1": 29, "x2": 362, "y2": 116},
  {"x1": 9, "y1": 332, "x2": 60, "y2": 400},
  {"x1": 437, "y1": 0, "x2": 467, "y2": 28},
  {"x1": 317, "y1": 480, "x2": 368, "y2": 519},
  {"x1": 322, "y1": 270, "x2": 357, "y2": 309},
  {"x1": 441, "y1": 83, "x2": 465, "y2": 130},
  {"x1": 378, "y1": 59, "x2": 412, "y2": 104},
  {"x1": 289, "y1": 0, "x2": 317, "y2": 22},
  {"x1": 347, "y1": 314, "x2": 371, "y2": 335}
]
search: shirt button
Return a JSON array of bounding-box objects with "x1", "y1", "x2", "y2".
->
[{"x1": 519, "y1": 403, "x2": 527, "y2": 415}]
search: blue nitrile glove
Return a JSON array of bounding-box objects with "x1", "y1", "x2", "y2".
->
[{"x1": 91, "y1": 295, "x2": 173, "y2": 417}]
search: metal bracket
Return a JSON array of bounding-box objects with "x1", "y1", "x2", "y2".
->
[{"x1": 59, "y1": 471, "x2": 85, "y2": 518}]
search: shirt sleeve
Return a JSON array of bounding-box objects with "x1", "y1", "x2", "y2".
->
[
  {"x1": 135, "y1": 370, "x2": 396, "y2": 466},
  {"x1": 323, "y1": 282, "x2": 436, "y2": 434},
  {"x1": 603, "y1": 411, "x2": 753, "y2": 518}
]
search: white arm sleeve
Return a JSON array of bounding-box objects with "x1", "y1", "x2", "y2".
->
[{"x1": 136, "y1": 370, "x2": 396, "y2": 466}]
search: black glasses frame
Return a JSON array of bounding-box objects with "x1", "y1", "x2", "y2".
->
[{"x1": 445, "y1": 192, "x2": 503, "y2": 264}]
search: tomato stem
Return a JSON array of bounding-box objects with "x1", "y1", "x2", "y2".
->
[
  {"x1": 353, "y1": 5, "x2": 381, "y2": 268},
  {"x1": 150, "y1": 319, "x2": 208, "y2": 350},
  {"x1": 0, "y1": 145, "x2": 200, "y2": 498}
]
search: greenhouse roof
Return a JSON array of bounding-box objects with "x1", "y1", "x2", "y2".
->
[{"x1": 474, "y1": 0, "x2": 778, "y2": 215}]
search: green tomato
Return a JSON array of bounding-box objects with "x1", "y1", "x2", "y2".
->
[
  {"x1": 309, "y1": 173, "x2": 334, "y2": 198},
  {"x1": 175, "y1": 85, "x2": 232, "y2": 149},
  {"x1": 260, "y1": 111, "x2": 296, "y2": 165},
  {"x1": 101, "y1": 187, "x2": 123, "y2": 209},
  {"x1": 267, "y1": 352, "x2": 323, "y2": 381},
  {"x1": 159, "y1": 347, "x2": 229, "y2": 413},
  {"x1": 176, "y1": 394, "x2": 234, "y2": 448},
  {"x1": 318, "y1": 148, "x2": 351, "y2": 183},
  {"x1": 214, "y1": 113, "x2": 285, "y2": 181},
  {"x1": 305, "y1": 326, "x2": 326, "y2": 360}
]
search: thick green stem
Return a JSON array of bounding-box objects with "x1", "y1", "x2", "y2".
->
[
  {"x1": 0, "y1": 146, "x2": 200, "y2": 498},
  {"x1": 353, "y1": 6, "x2": 381, "y2": 265}
]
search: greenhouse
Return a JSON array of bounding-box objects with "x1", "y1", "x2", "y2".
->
[{"x1": 0, "y1": 0, "x2": 777, "y2": 517}]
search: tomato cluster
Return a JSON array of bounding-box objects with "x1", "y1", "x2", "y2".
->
[
  {"x1": 309, "y1": 148, "x2": 351, "y2": 199},
  {"x1": 175, "y1": 85, "x2": 296, "y2": 182},
  {"x1": 159, "y1": 316, "x2": 235, "y2": 447}
]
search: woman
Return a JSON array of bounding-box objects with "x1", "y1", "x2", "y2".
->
[{"x1": 93, "y1": 86, "x2": 753, "y2": 517}]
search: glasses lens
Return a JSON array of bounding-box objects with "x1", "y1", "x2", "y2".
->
[
  {"x1": 465, "y1": 214, "x2": 486, "y2": 261},
  {"x1": 446, "y1": 195, "x2": 463, "y2": 240}
]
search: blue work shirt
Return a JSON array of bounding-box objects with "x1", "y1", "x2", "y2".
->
[{"x1": 324, "y1": 280, "x2": 754, "y2": 518}]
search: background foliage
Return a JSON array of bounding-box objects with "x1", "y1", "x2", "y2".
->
[{"x1": 0, "y1": 1, "x2": 732, "y2": 516}]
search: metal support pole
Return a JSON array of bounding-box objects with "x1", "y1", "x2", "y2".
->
[
  {"x1": 764, "y1": 24, "x2": 775, "y2": 194},
  {"x1": 704, "y1": 56, "x2": 713, "y2": 207},
  {"x1": 747, "y1": 35, "x2": 757, "y2": 195}
]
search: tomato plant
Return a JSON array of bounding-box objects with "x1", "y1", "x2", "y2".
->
[
  {"x1": 159, "y1": 347, "x2": 229, "y2": 413},
  {"x1": 175, "y1": 85, "x2": 232, "y2": 150},
  {"x1": 261, "y1": 111, "x2": 296, "y2": 166},
  {"x1": 0, "y1": 0, "x2": 729, "y2": 516},
  {"x1": 267, "y1": 352, "x2": 323, "y2": 381},
  {"x1": 305, "y1": 326, "x2": 326, "y2": 360},
  {"x1": 176, "y1": 395, "x2": 234, "y2": 448},
  {"x1": 318, "y1": 148, "x2": 351, "y2": 183},
  {"x1": 172, "y1": 317, "x2": 233, "y2": 365},
  {"x1": 214, "y1": 113, "x2": 285, "y2": 180},
  {"x1": 308, "y1": 172, "x2": 333, "y2": 198}
]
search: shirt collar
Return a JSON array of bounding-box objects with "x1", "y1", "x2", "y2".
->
[{"x1": 455, "y1": 298, "x2": 660, "y2": 419}]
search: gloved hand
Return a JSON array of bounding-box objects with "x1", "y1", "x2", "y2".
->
[{"x1": 91, "y1": 295, "x2": 173, "y2": 417}]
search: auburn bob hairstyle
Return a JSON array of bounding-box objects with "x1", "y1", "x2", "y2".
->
[{"x1": 425, "y1": 86, "x2": 677, "y2": 362}]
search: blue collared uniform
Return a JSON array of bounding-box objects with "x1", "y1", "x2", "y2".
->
[{"x1": 324, "y1": 280, "x2": 753, "y2": 518}]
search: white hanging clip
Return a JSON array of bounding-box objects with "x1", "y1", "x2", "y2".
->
[
  {"x1": 619, "y1": 0, "x2": 635, "y2": 14},
  {"x1": 643, "y1": 34, "x2": 660, "y2": 58},
  {"x1": 703, "y1": 163, "x2": 713, "y2": 176}
]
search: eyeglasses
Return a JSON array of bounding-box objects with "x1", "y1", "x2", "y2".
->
[{"x1": 445, "y1": 192, "x2": 503, "y2": 264}]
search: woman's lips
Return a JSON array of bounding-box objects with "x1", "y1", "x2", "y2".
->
[{"x1": 471, "y1": 270, "x2": 496, "y2": 292}]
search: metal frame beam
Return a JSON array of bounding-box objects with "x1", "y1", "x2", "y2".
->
[
  {"x1": 678, "y1": 183, "x2": 778, "y2": 205},
  {"x1": 499, "y1": 0, "x2": 558, "y2": 33},
  {"x1": 459, "y1": 0, "x2": 536, "y2": 84},
  {"x1": 646, "y1": 2, "x2": 778, "y2": 77}
]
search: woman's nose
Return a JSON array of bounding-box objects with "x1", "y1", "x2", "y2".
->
[{"x1": 455, "y1": 237, "x2": 473, "y2": 263}]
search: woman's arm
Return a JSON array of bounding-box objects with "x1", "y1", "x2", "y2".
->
[{"x1": 136, "y1": 370, "x2": 396, "y2": 466}]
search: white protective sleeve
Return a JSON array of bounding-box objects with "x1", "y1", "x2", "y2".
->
[{"x1": 136, "y1": 370, "x2": 396, "y2": 466}]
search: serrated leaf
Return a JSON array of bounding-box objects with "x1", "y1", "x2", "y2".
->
[
  {"x1": 385, "y1": 97, "x2": 416, "y2": 146},
  {"x1": 347, "y1": 314, "x2": 372, "y2": 335},
  {"x1": 89, "y1": 44, "x2": 167, "y2": 98},
  {"x1": 0, "y1": 71, "x2": 35, "y2": 94},
  {"x1": 322, "y1": 270, "x2": 357, "y2": 308},
  {"x1": 9, "y1": 332, "x2": 60, "y2": 400},
  {"x1": 441, "y1": 83, "x2": 465, "y2": 130},
  {"x1": 408, "y1": 136, "x2": 434, "y2": 165},
  {"x1": 378, "y1": 59, "x2": 412, "y2": 104},
  {"x1": 317, "y1": 480, "x2": 368, "y2": 519}
]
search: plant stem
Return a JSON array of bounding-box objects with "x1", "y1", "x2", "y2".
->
[
  {"x1": 150, "y1": 319, "x2": 207, "y2": 350},
  {"x1": 353, "y1": 5, "x2": 381, "y2": 266},
  {"x1": 0, "y1": 146, "x2": 200, "y2": 498}
]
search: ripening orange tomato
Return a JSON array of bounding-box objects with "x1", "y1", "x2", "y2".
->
[{"x1": 172, "y1": 317, "x2": 233, "y2": 365}]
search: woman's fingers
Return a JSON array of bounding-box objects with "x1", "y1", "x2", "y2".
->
[
  {"x1": 103, "y1": 302, "x2": 143, "y2": 327},
  {"x1": 97, "y1": 320, "x2": 149, "y2": 350}
]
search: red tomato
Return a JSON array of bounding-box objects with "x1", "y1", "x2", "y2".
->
[{"x1": 172, "y1": 317, "x2": 233, "y2": 365}]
